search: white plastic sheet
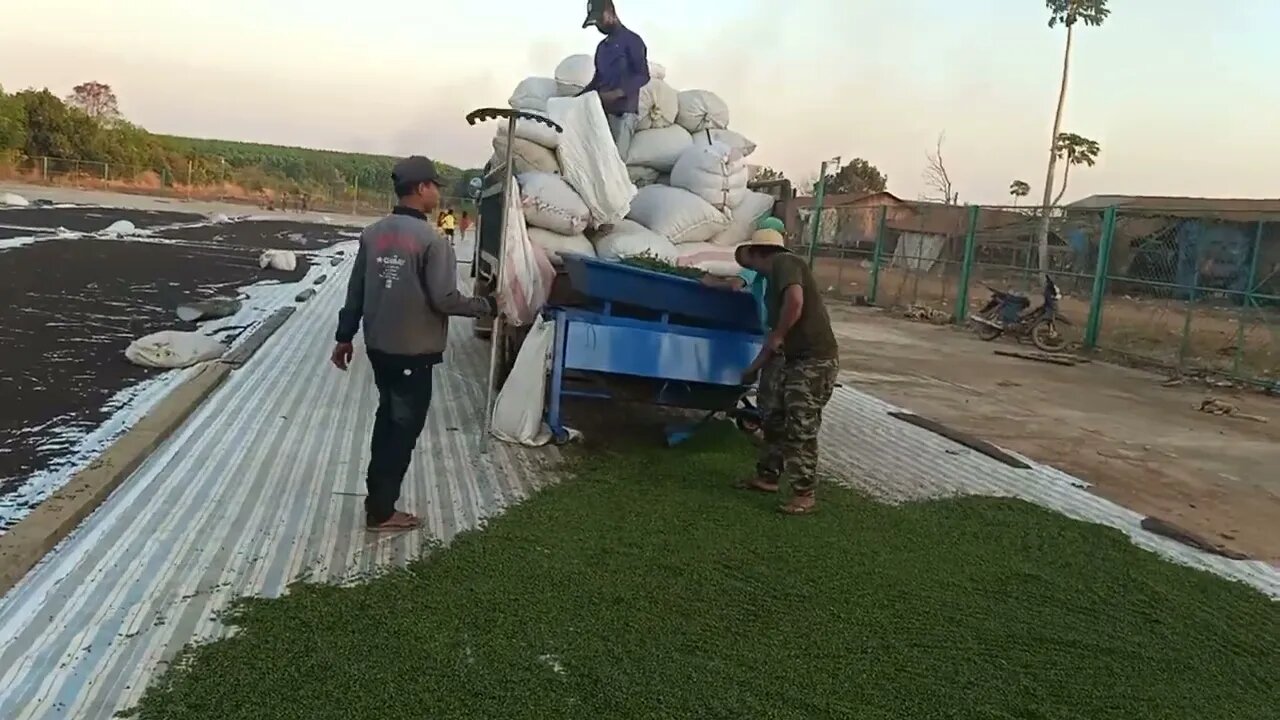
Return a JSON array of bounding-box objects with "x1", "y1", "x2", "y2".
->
[{"x1": 547, "y1": 92, "x2": 637, "y2": 226}]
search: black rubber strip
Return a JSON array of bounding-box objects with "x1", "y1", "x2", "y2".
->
[
  {"x1": 888, "y1": 411, "x2": 1032, "y2": 469},
  {"x1": 222, "y1": 306, "x2": 296, "y2": 367}
]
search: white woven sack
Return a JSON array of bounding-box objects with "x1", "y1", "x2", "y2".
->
[
  {"x1": 493, "y1": 134, "x2": 560, "y2": 175},
  {"x1": 709, "y1": 191, "x2": 776, "y2": 247},
  {"x1": 125, "y1": 331, "x2": 225, "y2": 369},
  {"x1": 669, "y1": 141, "x2": 749, "y2": 214},
  {"x1": 508, "y1": 77, "x2": 559, "y2": 111},
  {"x1": 627, "y1": 166, "x2": 661, "y2": 187},
  {"x1": 637, "y1": 79, "x2": 679, "y2": 130},
  {"x1": 528, "y1": 227, "x2": 595, "y2": 266},
  {"x1": 518, "y1": 172, "x2": 590, "y2": 235},
  {"x1": 258, "y1": 249, "x2": 298, "y2": 272},
  {"x1": 499, "y1": 110, "x2": 560, "y2": 149},
  {"x1": 690, "y1": 128, "x2": 757, "y2": 157},
  {"x1": 675, "y1": 242, "x2": 741, "y2": 277},
  {"x1": 626, "y1": 184, "x2": 728, "y2": 245},
  {"x1": 593, "y1": 220, "x2": 680, "y2": 263},
  {"x1": 648, "y1": 61, "x2": 667, "y2": 80},
  {"x1": 554, "y1": 54, "x2": 595, "y2": 96},
  {"x1": 675, "y1": 90, "x2": 730, "y2": 132},
  {"x1": 626, "y1": 126, "x2": 692, "y2": 171}
]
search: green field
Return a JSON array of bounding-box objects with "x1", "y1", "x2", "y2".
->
[
  {"x1": 125, "y1": 424, "x2": 1279, "y2": 720},
  {"x1": 158, "y1": 135, "x2": 476, "y2": 198}
]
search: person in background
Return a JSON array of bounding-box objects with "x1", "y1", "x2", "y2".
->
[
  {"x1": 441, "y1": 208, "x2": 457, "y2": 244},
  {"x1": 459, "y1": 211, "x2": 472, "y2": 239},
  {"x1": 579, "y1": 0, "x2": 649, "y2": 161},
  {"x1": 734, "y1": 228, "x2": 839, "y2": 516},
  {"x1": 331, "y1": 156, "x2": 496, "y2": 531}
]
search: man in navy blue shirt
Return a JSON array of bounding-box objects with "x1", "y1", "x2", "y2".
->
[{"x1": 580, "y1": 0, "x2": 649, "y2": 161}]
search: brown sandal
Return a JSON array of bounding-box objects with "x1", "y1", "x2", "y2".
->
[
  {"x1": 736, "y1": 477, "x2": 779, "y2": 493},
  {"x1": 778, "y1": 496, "x2": 817, "y2": 516},
  {"x1": 367, "y1": 511, "x2": 422, "y2": 532}
]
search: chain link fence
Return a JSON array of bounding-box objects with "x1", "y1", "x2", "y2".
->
[
  {"x1": 802, "y1": 198, "x2": 1279, "y2": 389},
  {"x1": 0, "y1": 154, "x2": 397, "y2": 216}
]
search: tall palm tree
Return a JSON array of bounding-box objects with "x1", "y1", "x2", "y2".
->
[
  {"x1": 1035, "y1": 0, "x2": 1110, "y2": 271},
  {"x1": 1010, "y1": 180, "x2": 1031, "y2": 207},
  {"x1": 1051, "y1": 133, "x2": 1101, "y2": 206}
]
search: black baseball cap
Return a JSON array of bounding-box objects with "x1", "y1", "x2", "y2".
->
[
  {"x1": 583, "y1": 0, "x2": 614, "y2": 28},
  {"x1": 391, "y1": 156, "x2": 440, "y2": 186}
]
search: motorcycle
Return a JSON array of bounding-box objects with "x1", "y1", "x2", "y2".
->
[{"x1": 970, "y1": 274, "x2": 1070, "y2": 353}]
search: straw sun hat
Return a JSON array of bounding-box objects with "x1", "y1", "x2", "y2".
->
[{"x1": 734, "y1": 228, "x2": 790, "y2": 266}]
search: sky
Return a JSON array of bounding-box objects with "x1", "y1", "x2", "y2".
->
[{"x1": 2, "y1": 0, "x2": 1277, "y2": 204}]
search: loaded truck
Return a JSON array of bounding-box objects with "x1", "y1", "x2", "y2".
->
[{"x1": 468, "y1": 159, "x2": 795, "y2": 376}]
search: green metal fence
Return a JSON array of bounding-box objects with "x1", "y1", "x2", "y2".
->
[{"x1": 802, "y1": 202, "x2": 1280, "y2": 388}]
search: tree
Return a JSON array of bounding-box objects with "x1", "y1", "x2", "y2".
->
[
  {"x1": 66, "y1": 81, "x2": 120, "y2": 122},
  {"x1": 816, "y1": 158, "x2": 887, "y2": 196},
  {"x1": 1050, "y1": 132, "x2": 1100, "y2": 205},
  {"x1": 0, "y1": 86, "x2": 28, "y2": 152},
  {"x1": 1009, "y1": 180, "x2": 1031, "y2": 206},
  {"x1": 1035, "y1": 0, "x2": 1110, "y2": 271},
  {"x1": 752, "y1": 166, "x2": 785, "y2": 182},
  {"x1": 922, "y1": 132, "x2": 957, "y2": 204}
]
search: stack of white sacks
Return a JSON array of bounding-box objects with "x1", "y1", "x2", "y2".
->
[{"x1": 493, "y1": 54, "x2": 777, "y2": 278}]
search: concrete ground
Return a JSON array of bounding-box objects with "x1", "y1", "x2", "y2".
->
[{"x1": 830, "y1": 304, "x2": 1280, "y2": 564}]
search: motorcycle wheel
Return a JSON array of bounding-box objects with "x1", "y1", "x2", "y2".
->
[
  {"x1": 972, "y1": 312, "x2": 1002, "y2": 341},
  {"x1": 1031, "y1": 318, "x2": 1068, "y2": 352}
]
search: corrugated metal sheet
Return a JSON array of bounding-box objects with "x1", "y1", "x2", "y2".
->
[
  {"x1": 1, "y1": 246, "x2": 1274, "y2": 719},
  {"x1": 0, "y1": 248, "x2": 553, "y2": 719}
]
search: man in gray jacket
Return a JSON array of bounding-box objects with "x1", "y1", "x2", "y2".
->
[{"x1": 331, "y1": 156, "x2": 495, "y2": 531}]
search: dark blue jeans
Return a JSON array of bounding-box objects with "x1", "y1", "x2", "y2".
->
[{"x1": 365, "y1": 350, "x2": 436, "y2": 524}]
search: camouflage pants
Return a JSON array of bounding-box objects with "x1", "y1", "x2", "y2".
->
[{"x1": 756, "y1": 357, "x2": 839, "y2": 495}]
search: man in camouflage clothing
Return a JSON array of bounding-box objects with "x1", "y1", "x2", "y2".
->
[{"x1": 735, "y1": 229, "x2": 840, "y2": 515}]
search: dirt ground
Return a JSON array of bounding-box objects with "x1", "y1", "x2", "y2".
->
[
  {"x1": 829, "y1": 303, "x2": 1280, "y2": 564},
  {"x1": 0, "y1": 212, "x2": 322, "y2": 518}
]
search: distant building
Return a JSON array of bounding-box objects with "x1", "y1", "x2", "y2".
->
[{"x1": 1066, "y1": 195, "x2": 1280, "y2": 298}]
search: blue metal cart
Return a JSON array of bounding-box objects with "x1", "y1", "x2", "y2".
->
[{"x1": 545, "y1": 256, "x2": 764, "y2": 442}]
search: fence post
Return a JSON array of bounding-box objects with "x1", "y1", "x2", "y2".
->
[
  {"x1": 41, "y1": 156, "x2": 48, "y2": 181},
  {"x1": 806, "y1": 160, "x2": 830, "y2": 268},
  {"x1": 1084, "y1": 206, "x2": 1117, "y2": 349},
  {"x1": 352, "y1": 176, "x2": 359, "y2": 216},
  {"x1": 1233, "y1": 220, "x2": 1265, "y2": 375},
  {"x1": 953, "y1": 205, "x2": 980, "y2": 323},
  {"x1": 1177, "y1": 224, "x2": 1207, "y2": 371},
  {"x1": 868, "y1": 204, "x2": 887, "y2": 304}
]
